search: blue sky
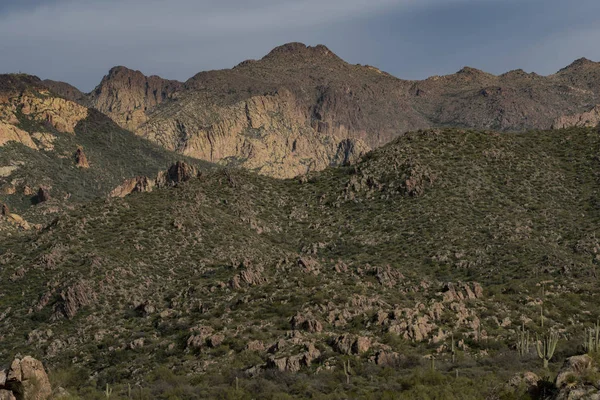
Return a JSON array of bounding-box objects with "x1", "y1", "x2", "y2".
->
[{"x1": 1, "y1": 0, "x2": 599, "y2": 92}]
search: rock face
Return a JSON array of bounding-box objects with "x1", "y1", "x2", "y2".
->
[
  {"x1": 0, "y1": 356, "x2": 52, "y2": 400},
  {"x1": 553, "y1": 105, "x2": 600, "y2": 129},
  {"x1": 0, "y1": 75, "x2": 88, "y2": 151},
  {"x1": 88, "y1": 66, "x2": 182, "y2": 131}
]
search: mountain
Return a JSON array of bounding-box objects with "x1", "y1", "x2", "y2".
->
[
  {"x1": 2, "y1": 126, "x2": 600, "y2": 398},
  {"x1": 50, "y1": 43, "x2": 600, "y2": 178},
  {"x1": 0, "y1": 74, "x2": 209, "y2": 223}
]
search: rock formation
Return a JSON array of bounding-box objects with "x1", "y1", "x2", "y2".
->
[
  {"x1": 0, "y1": 76, "x2": 87, "y2": 152},
  {"x1": 35, "y1": 187, "x2": 50, "y2": 203},
  {"x1": 88, "y1": 66, "x2": 182, "y2": 131},
  {"x1": 553, "y1": 105, "x2": 600, "y2": 129},
  {"x1": 74, "y1": 147, "x2": 89, "y2": 168},
  {"x1": 53, "y1": 280, "x2": 97, "y2": 319},
  {"x1": 109, "y1": 176, "x2": 155, "y2": 198},
  {"x1": 554, "y1": 355, "x2": 599, "y2": 399},
  {"x1": 109, "y1": 161, "x2": 200, "y2": 198},
  {"x1": 0, "y1": 356, "x2": 52, "y2": 400}
]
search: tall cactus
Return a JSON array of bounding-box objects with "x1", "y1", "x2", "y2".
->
[
  {"x1": 105, "y1": 383, "x2": 113, "y2": 399},
  {"x1": 584, "y1": 320, "x2": 600, "y2": 353},
  {"x1": 450, "y1": 333, "x2": 457, "y2": 363},
  {"x1": 343, "y1": 359, "x2": 352, "y2": 384},
  {"x1": 517, "y1": 322, "x2": 530, "y2": 357},
  {"x1": 536, "y1": 331, "x2": 559, "y2": 369}
]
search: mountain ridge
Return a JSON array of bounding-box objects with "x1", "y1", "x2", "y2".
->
[{"x1": 39, "y1": 43, "x2": 600, "y2": 178}]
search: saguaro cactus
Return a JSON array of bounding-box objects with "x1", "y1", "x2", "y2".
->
[
  {"x1": 517, "y1": 322, "x2": 530, "y2": 357},
  {"x1": 105, "y1": 383, "x2": 113, "y2": 399},
  {"x1": 536, "y1": 331, "x2": 559, "y2": 369},
  {"x1": 343, "y1": 359, "x2": 352, "y2": 384},
  {"x1": 584, "y1": 320, "x2": 600, "y2": 353},
  {"x1": 451, "y1": 333, "x2": 457, "y2": 363}
]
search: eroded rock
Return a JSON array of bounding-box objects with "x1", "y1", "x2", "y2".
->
[{"x1": 0, "y1": 356, "x2": 52, "y2": 400}]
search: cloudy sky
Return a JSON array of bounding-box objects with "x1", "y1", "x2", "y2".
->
[{"x1": 1, "y1": 0, "x2": 599, "y2": 92}]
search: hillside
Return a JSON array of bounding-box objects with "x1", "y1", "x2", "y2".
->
[
  {"x1": 2, "y1": 126, "x2": 600, "y2": 398},
  {"x1": 0, "y1": 74, "x2": 210, "y2": 224},
  {"x1": 46, "y1": 43, "x2": 600, "y2": 178}
]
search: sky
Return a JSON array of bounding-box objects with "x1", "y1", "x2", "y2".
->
[{"x1": 1, "y1": 0, "x2": 600, "y2": 92}]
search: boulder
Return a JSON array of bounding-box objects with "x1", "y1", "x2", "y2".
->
[{"x1": 0, "y1": 356, "x2": 52, "y2": 400}]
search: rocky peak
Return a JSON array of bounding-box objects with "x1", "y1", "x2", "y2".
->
[
  {"x1": 261, "y1": 42, "x2": 342, "y2": 63},
  {"x1": 88, "y1": 66, "x2": 183, "y2": 131},
  {"x1": 558, "y1": 57, "x2": 598, "y2": 73}
]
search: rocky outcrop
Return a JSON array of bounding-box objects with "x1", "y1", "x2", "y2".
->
[
  {"x1": 53, "y1": 280, "x2": 96, "y2": 319},
  {"x1": 156, "y1": 161, "x2": 199, "y2": 187},
  {"x1": 109, "y1": 161, "x2": 198, "y2": 198},
  {"x1": 18, "y1": 93, "x2": 88, "y2": 134},
  {"x1": 505, "y1": 372, "x2": 540, "y2": 397},
  {"x1": 332, "y1": 138, "x2": 370, "y2": 166},
  {"x1": 0, "y1": 123, "x2": 37, "y2": 150},
  {"x1": 0, "y1": 81, "x2": 87, "y2": 152},
  {"x1": 441, "y1": 282, "x2": 484, "y2": 303},
  {"x1": 0, "y1": 356, "x2": 52, "y2": 400},
  {"x1": 554, "y1": 355, "x2": 600, "y2": 399},
  {"x1": 186, "y1": 326, "x2": 214, "y2": 350},
  {"x1": 3, "y1": 213, "x2": 31, "y2": 230},
  {"x1": 35, "y1": 187, "x2": 50, "y2": 204},
  {"x1": 74, "y1": 147, "x2": 89, "y2": 168},
  {"x1": 109, "y1": 176, "x2": 155, "y2": 198},
  {"x1": 88, "y1": 66, "x2": 182, "y2": 131},
  {"x1": 331, "y1": 334, "x2": 372, "y2": 355},
  {"x1": 553, "y1": 105, "x2": 600, "y2": 129},
  {"x1": 290, "y1": 313, "x2": 323, "y2": 333},
  {"x1": 230, "y1": 262, "x2": 267, "y2": 289},
  {"x1": 266, "y1": 343, "x2": 321, "y2": 373}
]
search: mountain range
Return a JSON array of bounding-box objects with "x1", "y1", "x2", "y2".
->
[{"x1": 43, "y1": 43, "x2": 600, "y2": 178}]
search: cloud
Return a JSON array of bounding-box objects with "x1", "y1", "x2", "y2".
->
[{"x1": 1, "y1": 0, "x2": 599, "y2": 91}]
